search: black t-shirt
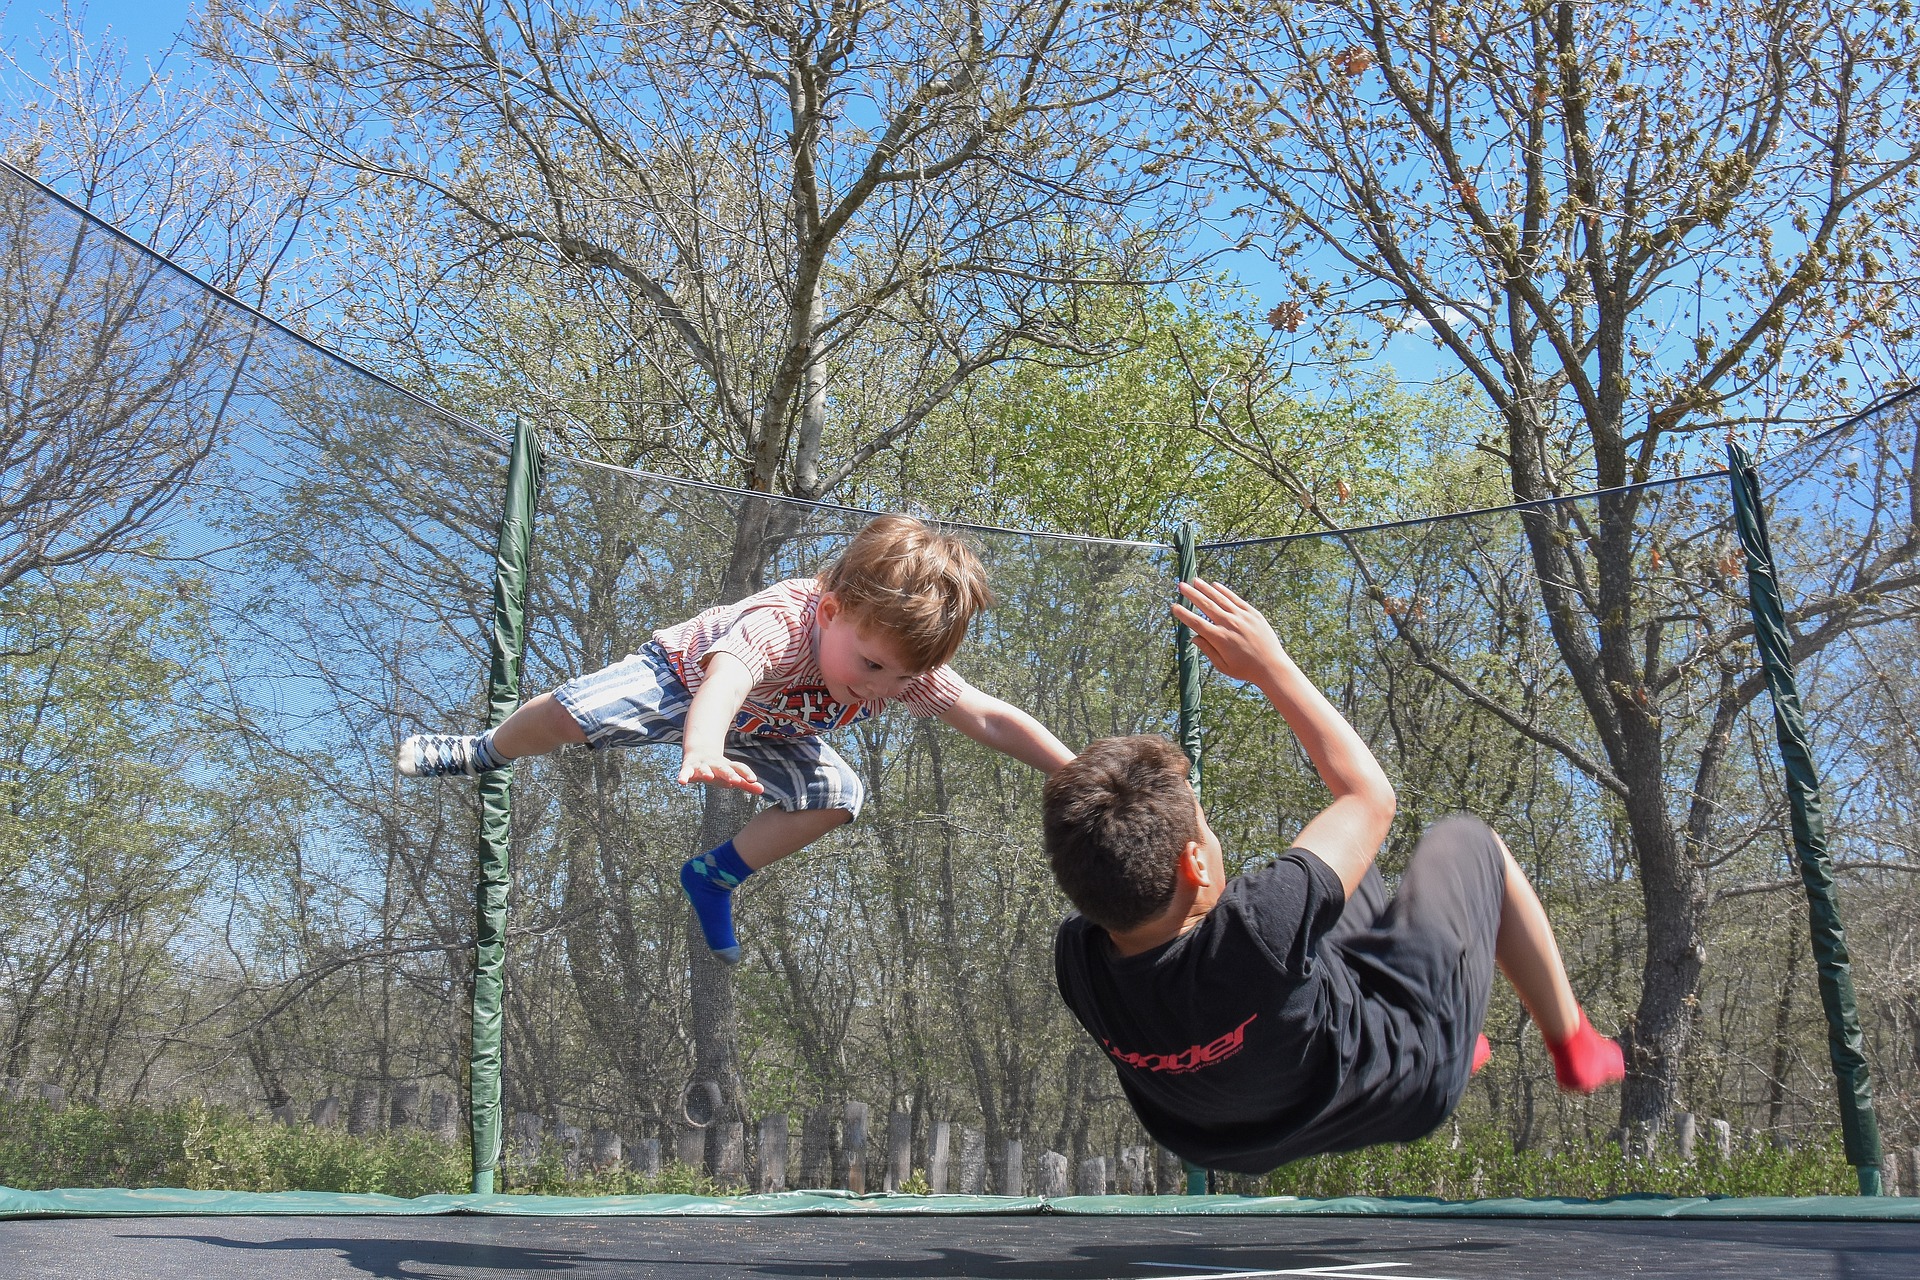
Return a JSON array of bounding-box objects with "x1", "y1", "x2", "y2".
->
[{"x1": 1053, "y1": 849, "x2": 1460, "y2": 1174}]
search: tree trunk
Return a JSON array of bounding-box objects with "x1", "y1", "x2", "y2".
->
[
  {"x1": 1618, "y1": 777, "x2": 1708, "y2": 1127},
  {"x1": 1767, "y1": 933, "x2": 1802, "y2": 1131},
  {"x1": 686, "y1": 491, "x2": 794, "y2": 1173},
  {"x1": 690, "y1": 784, "x2": 756, "y2": 1174}
]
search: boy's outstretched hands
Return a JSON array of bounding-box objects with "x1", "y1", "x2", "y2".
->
[
  {"x1": 1171, "y1": 578, "x2": 1291, "y2": 687},
  {"x1": 678, "y1": 747, "x2": 765, "y2": 794}
]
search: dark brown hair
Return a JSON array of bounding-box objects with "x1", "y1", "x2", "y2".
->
[
  {"x1": 818, "y1": 514, "x2": 992, "y2": 671},
  {"x1": 1042, "y1": 735, "x2": 1200, "y2": 932}
]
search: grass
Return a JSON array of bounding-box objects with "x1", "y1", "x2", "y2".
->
[
  {"x1": 0, "y1": 1097, "x2": 1861, "y2": 1199},
  {"x1": 0, "y1": 1097, "x2": 719, "y2": 1198},
  {"x1": 1260, "y1": 1128, "x2": 1857, "y2": 1199}
]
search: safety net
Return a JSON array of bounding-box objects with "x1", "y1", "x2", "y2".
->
[
  {"x1": 3, "y1": 150, "x2": 1918, "y2": 1211},
  {"x1": 1196, "y1": 391, "x2": 1918, "y2": 1195}
]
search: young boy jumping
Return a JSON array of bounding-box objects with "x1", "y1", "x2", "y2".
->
[
  {"x1": 399, "y1": 514, "x2": 1073, "y2": 965},
  {"x1": 1045, "y1": 577, "x2": 1623, "y2": 1173}
]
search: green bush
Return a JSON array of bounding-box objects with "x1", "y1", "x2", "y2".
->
[
  {"x1": 0, "y1": 1097, "x2": 469, "y2": 1196},
  {"x1": 1259, "y1": 1127, "x2": 1855, "y2": 1200},
  {"x1": 0, "y1": 1098, "x2": 1858, "y2": 1200},
  {"x1": 0, "y1": 1098, "x2": 720, "y2": 1197}
]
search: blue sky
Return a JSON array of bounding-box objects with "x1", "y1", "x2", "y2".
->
[
  {"x1": 2, "y1": 1, "x2": 197, "y2": 65},
  {"x1": 0, "y1": 0, "x2": 1459, "y2": 397}
]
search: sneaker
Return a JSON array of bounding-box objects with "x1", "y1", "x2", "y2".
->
[{"x1": 396, "y1": 733, "x2": 484, "y2": 777}]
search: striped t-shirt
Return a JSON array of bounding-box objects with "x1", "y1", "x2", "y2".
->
[{"x1": 652, "y1": 578, "x2": 971, "y2": 737}]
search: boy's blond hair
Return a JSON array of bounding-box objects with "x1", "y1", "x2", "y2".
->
[{"x1": 819, "y1": 514, "x2": 992, "y2": 671}]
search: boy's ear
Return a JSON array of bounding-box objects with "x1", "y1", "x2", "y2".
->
[
  {"x1": 817, "y1": 590, "x2": 840, "y2": 623},
  {"x1": 1177, "y1": 840, "x2": 1211, "y2": 890}
]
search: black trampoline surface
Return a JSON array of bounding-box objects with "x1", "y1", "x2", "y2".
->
[{"x1": 3, "y1": 1213, "x2": 1917, "y2": 1279}]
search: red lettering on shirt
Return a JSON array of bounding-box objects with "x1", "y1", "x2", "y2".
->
[{"x1": 1101, "y1": 1015, "x2": 1258, "y2": 1075}]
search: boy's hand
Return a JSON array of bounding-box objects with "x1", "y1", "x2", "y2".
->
[
  {"x1": 1171, "y1": 578, "x2": 1290, "y2": 686},
  {"x1": 678, "y1": 747, "x2": 765, "y2": 794}
]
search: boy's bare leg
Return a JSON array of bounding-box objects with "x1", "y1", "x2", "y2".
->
[
  {"x1": 1490, "y1": 834, "x2": 1579, "y2": 1041},
  {"x1": 489, "y1": 692, "x2": 588, "y2": 758},
  {"x1": 731, "y1": 806, "x2": 852, "y2": 871},
  {"x1": 1489, "y1": 831, "x2": 1624, "y2": 1091}
]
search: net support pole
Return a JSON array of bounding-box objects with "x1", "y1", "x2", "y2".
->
[
  {"x1": 1727, "y1": 443, "x2": 1882, "y2": 1195},
  {"x1": 1174, "y1": 523, "x2": 1208, "y2": 1196},
  {"x1": 469, "y1": 415, "x2": 544, "y2": 1194},
  {"x1": 1175, "y1": 522, "x2": 1202, "y2": 789}
]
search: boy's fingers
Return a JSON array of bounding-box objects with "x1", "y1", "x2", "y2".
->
[
  {"x1": 1173, "y1": 588, "x2": 1233, "y2": 626},
  {"x1": 1176, "y1": 579, "x2": 1225, "y2": 616},
  {"x1": 1182, "y1": 577, "x2": 1248, "y2": 622},
  {"x1": 1170, "y1": 604, "x2": 1211, "y2": 636},
  {"x1": 1214, "y1": 581, "x2": 1260, "y2": 613},
  {"x1": 1173, "y1": 607, "x2": 1233, "y2": 648}
]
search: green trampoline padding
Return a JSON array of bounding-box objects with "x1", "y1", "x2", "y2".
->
[{"x1": 5, "y1": 1186, "x2": 1919, "y2": 1220}]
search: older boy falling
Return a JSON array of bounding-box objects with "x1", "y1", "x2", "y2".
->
[{"x1": 1047, "y1": 578, "x2": 1623, "y2": 1173}]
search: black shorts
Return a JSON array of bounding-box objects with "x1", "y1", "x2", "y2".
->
[{"x1": 1325, "y1": 813, "x2": 1505, "y2": 1122}]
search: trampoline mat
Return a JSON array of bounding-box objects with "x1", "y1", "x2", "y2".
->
[{"x1": 4, "y1": 1212, "x2": 1918, "y2": 1279}]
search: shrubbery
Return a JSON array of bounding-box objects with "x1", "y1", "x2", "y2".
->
[
  {"x1": 0, "y1": 1097, "x2": 715, "y2": 1197},
  {"x1": 1261, "y1": 1128, "x2": 1854, "y2": 1199},
  {"x1": 0, "y1": 1097, "x2": 1855, "y2": 1199}
]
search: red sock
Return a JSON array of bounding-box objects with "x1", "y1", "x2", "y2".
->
[
  {"x1": 1470, "y1": 1033, "x2": 1491, "y2": 1075},
  {"x1": 1547, "y1": 1009, "x2": 1625, "y2": 1093}
]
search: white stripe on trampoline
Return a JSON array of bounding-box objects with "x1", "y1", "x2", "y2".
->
[{"x1": 1133, "y1": 1263, "x2": 1459, "y2": 1280}]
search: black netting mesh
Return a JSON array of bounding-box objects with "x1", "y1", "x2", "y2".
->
[
  {"x1": 4, "y1": 151, "x2": 1918, "y2": 1197},
  {"x1": 1, "y1": 160, "x2": 507, "y2": 1147},
  {"x1": 499, "y1": 458, "x2": 1174, "y2": 1164}
]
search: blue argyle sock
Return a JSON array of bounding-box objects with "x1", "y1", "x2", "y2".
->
[{"x1": 679, "y1": 839, "x2": 753, "y2": 966}]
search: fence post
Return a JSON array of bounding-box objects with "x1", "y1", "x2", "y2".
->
[
  {"x1": 1728, "y1": 443, "x2": 1884, "y2": 1194},
  {"x1": 590, "y1": 1129, "x2": 622, "y2": 1171},
  {"x1": 716, "y1": 1121, "x2": 746, "y2": 1186},
  {"x1": 1002, "y1": 1138, "x2": 1025, "y2": 1196},
  {"x1": 1121, "y1": 1146, "x2": 1148, "y2": 1195},
  {"x1": 801, "y1": 1105, "x2": 834, "y2": 1188},
  {"x1": 842, "y1": 1102, "x2": 870, "y2": 1193},
  {"x1": 348, "y1": 1086, "x2": 381, "y2": 1136},
  {"x1": 758, "y1": 1114, "x2": 789, "y2": 1193},
  {"x1": 886, "y1": 1112, "x2": 913, "y2": 1191},
  {"x1": 1037, "y1": 1151, "x2": 1070, "y2": 1197},
  {"x1": 928, "y1": 1120, "x2": 952, "y2": 1194}
]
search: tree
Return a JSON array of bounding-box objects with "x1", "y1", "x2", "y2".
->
[
  {"x1": 1170, "y1": 0, "x2": 1920, "y2": 1127},
  {"x1": 0, "y1": 570, "x2": 231, "y2": 1095},
  {"x1": 0, "y1": 8, "x2": 315, "y2": 594},
  {"x1": 205, "y1": 0, "x2": 1182, "y2": 1159}
]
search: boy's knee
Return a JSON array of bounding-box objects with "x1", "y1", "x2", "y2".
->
[
  {"x1": 1411, "y1": 813, "x2": 1505, "y2": 880},
  {"x1": 1421, "y1": 813, "x2": 1499, "y2": 850}
]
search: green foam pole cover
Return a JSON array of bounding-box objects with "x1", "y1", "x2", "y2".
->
[
  {"x1": 1176, "y1": 524, "x2": 1205, "y2": 1196},
  {"x1": 1175, "y1": 523, "x2": 1202, "y2": 790},
  {"x1": 470, "y1": 417, "x2": 543, "y2": 1192},
  {"x1": 1728, "y1": 444, "x2": 1882, "y2": 1191}
]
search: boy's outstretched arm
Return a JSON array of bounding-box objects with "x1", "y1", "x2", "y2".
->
[
  {"x1": 938, "y1": 686, "x2": 1074, "y2": 774},
  {"x1": 679, "y1": 652, "x2": 766, "y2": 793},
  {"x1": 1171, "y1": 577, "x2": 1394, "y2": 896}
]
